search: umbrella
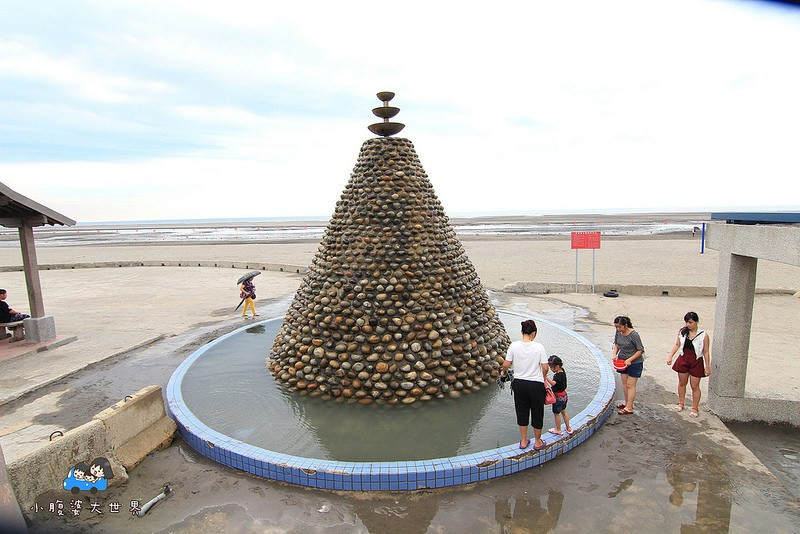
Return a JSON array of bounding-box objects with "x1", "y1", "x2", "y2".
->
[
  {"x1": 235, "y1": 270, "x2": 261, "y2": 311},
  {"x1": 237, "y1": 270, "x2": 261, "y2": 285}
]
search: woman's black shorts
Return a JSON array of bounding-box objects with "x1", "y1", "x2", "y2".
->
[{"x1": 511, "y1": 379, "x2": 546, "y2": 429}]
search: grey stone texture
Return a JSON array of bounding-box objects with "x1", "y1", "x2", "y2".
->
[
  {"x1": 7, "y1": 419, "x2": 128, "y2": 514},
  {"x1": 7, "y1": 385, "x2": 175, "y2": 518},
  {"x1": 0, "y1": 444, "x2": 26, "y2": 534},
  {"x1": 23, "y1": 315, "x2": 56, "y2": 343},
  {"x1": 93, "y1": 385, "x2": 176, "y2": 471},
  {"x1": 707, "y1": 222, "x2": 800, "y2": 425},
  {"x1": 269, "y1": 137, "x2": 509, "y2": 404},
  {"x1": 504, "y1": 281, "x2": 723, "y2": 296}
]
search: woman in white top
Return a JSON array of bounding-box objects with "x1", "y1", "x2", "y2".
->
[
  {"x1": 500, "y1": 319, "x2": 550, "y2": 450},
  {"x1": 667, "y1": 311, "x2": 711, "y2": 418}
]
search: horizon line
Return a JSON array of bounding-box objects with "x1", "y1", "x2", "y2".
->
[{"x1": 72, "y1": 205, "x2": 800, "y2": 226}]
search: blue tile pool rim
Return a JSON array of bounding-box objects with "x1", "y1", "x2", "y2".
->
[{"x1": 166, "y1": 310, "x2": 616, "y2": 490}]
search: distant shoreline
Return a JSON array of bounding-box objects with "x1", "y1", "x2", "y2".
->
[
  {"x1": 3, "y1": 232, "x2": 697, "y2": 249},
  {"x1": 62, "y1": 211, "x2": 711, "y2": 230},
  {"x1": 0, "y1": 211, "x2": 707, "y2": 247}
]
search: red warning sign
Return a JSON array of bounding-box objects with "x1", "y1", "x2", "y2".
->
[{"x1": 571, "y1": 231, "x2": 601, "y2": 249}]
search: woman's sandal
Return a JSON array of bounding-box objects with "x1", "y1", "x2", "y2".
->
[
  {"x1": 548, "y1": 427, "x2": 564, "y2": 435},
  {"x1": 565, "y1": 427, "x2": 574, "y2": 435},
  {"x1": 618, "y1": 408, "x2": 634, "y2": 415},
  {"x1": 616, "y1": 403, "x2": 627, "y2": 409},
  {"x1": 520, "y1": 439, "x2": 530, "y2": 449},
  {"x1": 674, "y1": 404, "x2": 684, "y2": 412},
  {"x1": 690, "y1": 409, "x2": 699, "y2": 418}
]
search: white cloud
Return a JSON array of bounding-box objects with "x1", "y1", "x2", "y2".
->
[
  {"x1": 1, "y1": 0, "x2": 799, "y2": 221},
  {"x1": 0, "y1": 40, "x2": 170, "y2": 104}
]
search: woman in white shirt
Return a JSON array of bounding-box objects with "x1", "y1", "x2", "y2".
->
[
  {"x1": 667, "y1": 311, "x2": 711, "y2": 418},
  {"x1": 500, "y1": 319, "x2": 551, "y2": 450}
]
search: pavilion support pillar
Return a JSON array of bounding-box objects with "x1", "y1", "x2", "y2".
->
[
  {"x1": 19, "y1": 220, "x2": 45, "y2": 318},
  {"x1": 19, "y1": 220, "x2": 56, "y2": 343},
  {"x1": 709, "y1": 251, "x2": 756, "y2": 400}
]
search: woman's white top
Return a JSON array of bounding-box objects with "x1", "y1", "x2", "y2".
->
[
  {"x1": 678, "y1": 330, "x2": 707, "y2": 359},
  {"x1": 505, "y1": 340, "x2": 548, "y2": 382}
]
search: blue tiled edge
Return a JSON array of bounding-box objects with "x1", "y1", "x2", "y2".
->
[{"x1": 166, "y1": 311, "x2": 615, "y2": 491}]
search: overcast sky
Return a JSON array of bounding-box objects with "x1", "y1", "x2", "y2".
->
[{"x1": 1, "y1": 0, "x2": 798, "y2": 223}]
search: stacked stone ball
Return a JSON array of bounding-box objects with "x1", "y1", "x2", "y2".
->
[{"x1": 269, "y1": 137, "x2": 510, "y2": 405}]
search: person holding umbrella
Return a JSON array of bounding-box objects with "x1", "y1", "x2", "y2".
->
[{"x1": 237, "y1": 271, "x2": 260, "y2": 318}]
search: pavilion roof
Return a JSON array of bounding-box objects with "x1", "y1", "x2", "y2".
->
[{"x1": 0, "y1": 182, "x2": 76, "y2": 228}]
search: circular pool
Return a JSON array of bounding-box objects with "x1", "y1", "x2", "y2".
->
[{"x1": 167, "y1": 311, "x2": 615, "y2": 490}]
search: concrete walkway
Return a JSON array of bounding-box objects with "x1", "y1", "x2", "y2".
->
[{"x1": 0, "y1": 267, "x2": 302, "y2": 406}]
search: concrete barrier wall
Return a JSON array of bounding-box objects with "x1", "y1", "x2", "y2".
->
[
  {"x1": 0, "y1": 260, "x2": 308, "y2": 274},
  {"x1": 7, "y1": 385, "x2": 175, "y2": 517},
  {"x1": 501, "y1": 281, "x2": 793, "y2": 297},
  {"x1": 94, "y1": 385, "x2": 169, "y2": 448},
  {"x1": 7, "y1": 419, "x2": 128, "y2": 515},
  {"x1": 93, "y1": 385, "x2": 176, "y2": 471}
]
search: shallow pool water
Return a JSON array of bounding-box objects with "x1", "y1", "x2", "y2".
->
[{"x1": 179, "y1": 312, "x2": 600, "y2": 462}]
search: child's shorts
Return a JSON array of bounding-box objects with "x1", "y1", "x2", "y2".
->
[{"x1": 552, "y1": 392, "x2": 568, "y2": 414}]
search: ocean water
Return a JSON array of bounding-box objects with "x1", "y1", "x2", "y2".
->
[{"x1": 0, "y1": 218, "x2": 700, "y2": 247}]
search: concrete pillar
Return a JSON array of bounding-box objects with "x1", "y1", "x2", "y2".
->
[
  {"x1": 23, "y1": 316, "x2": 57, "y2": 344},
  {"x1": 18, "y1": 221, "x2": 45, "y2": 318},
  {"x1": 706, "y1": 221, "x2": 800, "y2": 424},
  {"x1": 709, "y1": 252, "x2": 757, "y2": 401}
]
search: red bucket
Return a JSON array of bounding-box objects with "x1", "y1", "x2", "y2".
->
[{"x1": 613, "y1": 359, "x2": 628, "y2": 370}]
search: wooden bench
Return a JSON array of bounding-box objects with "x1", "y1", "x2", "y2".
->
[{"x1": 0, "y1": 321, "x2": 25, "y2": 342}]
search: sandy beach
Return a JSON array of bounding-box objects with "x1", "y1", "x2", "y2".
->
[
  {"x1": 4, "y1": 232, "x2": 800, "y2": 290},
  {"x1": 1, "y1": 212, "x2": 798, "y2": 292},
  {"x1": 1, "y1": 216, "x2": 798, "y2": 532},
  {"x1": 2, "y1": 219, "x2": 799, "y2": 403}
]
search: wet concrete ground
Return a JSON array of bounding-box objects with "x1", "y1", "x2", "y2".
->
[
  {"x1": 726, "y1": 422, "x2": 800, "y2": 502},
  {"x1": 5, "y1": 296, "x2": 799, "y2": 533}
]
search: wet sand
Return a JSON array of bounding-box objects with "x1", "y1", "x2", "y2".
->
[{"x1": 1, "y1": 219, "x2": 799, "y2": 532}]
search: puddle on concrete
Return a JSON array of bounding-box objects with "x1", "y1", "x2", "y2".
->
[
  {"x1": 666, "y1": 452, "x2": 732, "y2": 531},
  {"x1": 493, "y1": 491, "x2": 564, "y2": 532},
  {"x1": 726, "y1": 421, "x2": 800, "y2": 501},
  {"x1": 373, "y1": 504, "x2": 409, "y2": 518},
  {"x1": 607, "y1": 478, "x2": 633, "y2": 498},
  {"x1": 155, "y1": 504, "x2": 278, "y2": 534}
]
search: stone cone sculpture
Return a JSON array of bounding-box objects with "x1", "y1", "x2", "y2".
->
[{"x1": 269, "y1": 137, "x2": 510, "y2": 404}]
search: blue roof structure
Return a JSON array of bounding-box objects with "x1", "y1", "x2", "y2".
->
[{"x1": 711, "y1": 212, "x2": 800, "y2": 224}]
